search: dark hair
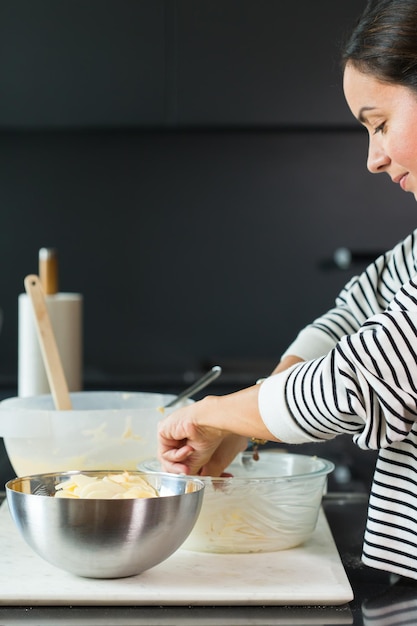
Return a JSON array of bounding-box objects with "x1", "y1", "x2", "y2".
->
[{"x1": 342, "y1": 0, "x2": 417, "y2": 91}]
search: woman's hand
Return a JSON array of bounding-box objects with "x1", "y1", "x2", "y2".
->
[
  {"x1": 198, "y1": 433, "x2": 249, "y2": 476},
  {"x1": 157, "y1": 386, "x2": 277, "y2": 476},
  {"x1": 157, "y1": 399, "x2": 226, "y2": 475},
  {"x1": 158, "y1": 414, "x2": 247, "y2": 476}
]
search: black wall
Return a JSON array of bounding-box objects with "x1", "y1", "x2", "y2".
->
[{"x1": 0, "y1": 0, "x2": 416, "y2": 388}]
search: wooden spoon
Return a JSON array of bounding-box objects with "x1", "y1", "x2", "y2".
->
[{"x1": 24, "y1": 274, "x2": 72, "y2": 410}]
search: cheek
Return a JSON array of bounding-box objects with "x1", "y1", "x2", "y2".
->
[
  {"x1": 390, "y1": 131, "x2": 417, "y2": 169},
  {"x1": 389, "y1": 111, "x2": 417, "y2": 168}
]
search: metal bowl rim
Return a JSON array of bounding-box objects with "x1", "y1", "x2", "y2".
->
[{"x1": 6, "y1": 469, "x2": 205, "y2": 497}]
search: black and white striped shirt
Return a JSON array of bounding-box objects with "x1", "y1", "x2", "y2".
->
[{"x1": 258, "y1": 228, "x2": 417, "y2": 579}]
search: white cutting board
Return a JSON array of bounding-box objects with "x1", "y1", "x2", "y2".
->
[{"x1": 0, "y1": 501, "x2": 353, "y2": 606}]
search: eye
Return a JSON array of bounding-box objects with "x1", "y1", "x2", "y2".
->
[{"x1": 373, "y1": 122, "x2": 386, "y2": 134}]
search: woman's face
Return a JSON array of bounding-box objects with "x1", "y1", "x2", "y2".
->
[{"x1": 343, "y1": 62, "x2": 417, "y2": 200}]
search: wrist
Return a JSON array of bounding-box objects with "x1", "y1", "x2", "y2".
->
[
  {"x1": 197, "y1": 387, "x2": 274, "y2": 442},
  {"x1": 193, "y1": 395, "x2": 224, "y2": 435}
]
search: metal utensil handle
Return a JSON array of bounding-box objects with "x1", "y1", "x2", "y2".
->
[{"x1": 164, "y1": 365, "x2": 222, "y2": 408}]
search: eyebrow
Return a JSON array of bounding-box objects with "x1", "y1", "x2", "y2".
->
[{"x1": 358, "y1": 106, "x2": 376, "y2": 123}]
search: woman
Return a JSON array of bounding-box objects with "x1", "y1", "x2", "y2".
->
[{"x1": 158, "y1": 0, "x2": 417, "y2": 579}]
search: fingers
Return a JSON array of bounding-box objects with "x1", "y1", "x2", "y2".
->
[
  {"x1": 160, "y1": 446, "x2": 218, "y2": 476},
  {"x1": 161, "y1": 444, "x2": 194, "y2": 462},
  {"x1": 159, "y1": 460, "x2": 193, "y2": 475},
  {"x1": 158, "y1": 440, "x2": 195, "y2": 473},
  {"x1": 199, "y1": 434, "x2": 248, "y2": 476},
  {"x1": 157, "y1": 399, "x2": 237, "y2": 476}
]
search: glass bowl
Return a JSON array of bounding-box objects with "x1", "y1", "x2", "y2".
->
[{"x1": 139, "y1": 451, "x2": 334, "y2": 553}]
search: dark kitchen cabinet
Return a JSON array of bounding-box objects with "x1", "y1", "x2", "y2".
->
[
  {"x1": 0, "y1": 0, "x2": 166, "y2": 127},
  {"x1": 173, "y1": 0, "x2": 366, "y2": 127},
  {"x1": 0, "y1": 0, "x2": 367, "y2": 128}
]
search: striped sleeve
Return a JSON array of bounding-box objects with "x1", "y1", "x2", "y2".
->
[
  {"x1": 260, "y1": 276, "x2": 417, "y2": 450},
  {"x1": 281, "y1": 230, "x2": 417, "y2": 361}
]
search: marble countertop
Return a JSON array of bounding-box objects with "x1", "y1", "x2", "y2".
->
[
  {"x1": 0, "y1": 501, "x2": 352, "y2": 607},
  {"x1": 2, "y1": 492, "x2": 417, "y2": 625}
]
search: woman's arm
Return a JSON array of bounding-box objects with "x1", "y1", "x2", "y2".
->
[
  {"x1": 158, "y1": 355, "x2": 306, "y2": 476},
  {"x1": 262, "y1": 275, "x2": 417, "y2": 450},
  {"x1": 158, "y1": 384, "x2": 278, "y2": 476}
]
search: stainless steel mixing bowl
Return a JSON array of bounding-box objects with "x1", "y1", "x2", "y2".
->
[{"x1": 6, "y1": 470, "x2": 204, "y2": 578}]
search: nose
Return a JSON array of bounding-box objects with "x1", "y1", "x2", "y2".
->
[{"x1": 367, "y1": 136, "x2": 390, "y2": 173}]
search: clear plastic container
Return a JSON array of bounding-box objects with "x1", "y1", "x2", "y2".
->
[{"x1": 0, "y1": 391, "x2": 188, "y2": 477}]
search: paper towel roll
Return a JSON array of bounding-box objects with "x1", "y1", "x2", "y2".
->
[{"x1": 18, "y1": 292, "x2": 83, "y2": 397}]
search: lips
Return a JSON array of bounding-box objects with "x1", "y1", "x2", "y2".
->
[
  {"x1": 399, "y1": 174, "x2": 409, "y2": 191},
  {"x1": 393, "y1": 173, "x2": 409, "y2": 191}
]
